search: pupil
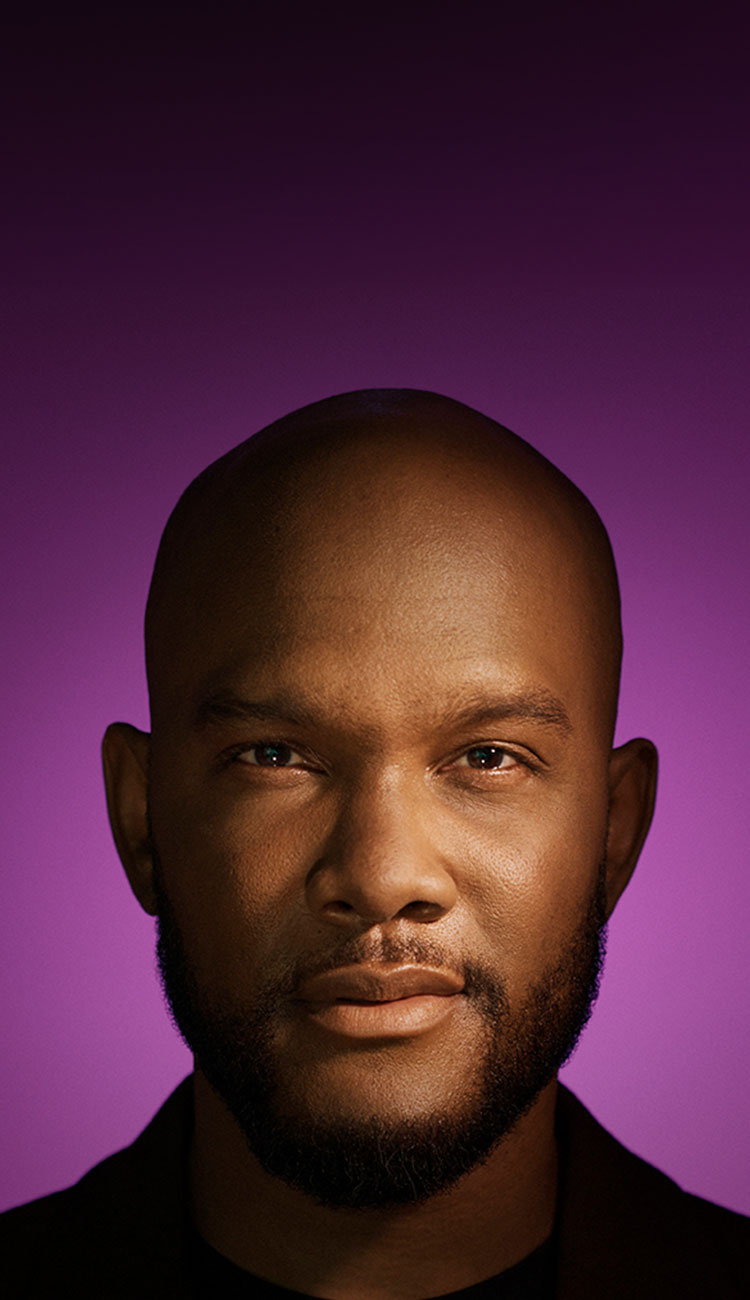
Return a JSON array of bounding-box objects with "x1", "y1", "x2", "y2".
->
[
  {"x1": 256, "y1": 744, "x2": 292, "y2": 766},
  {"x1": 468, "y1": 746, "x2": 504, "y2": 768}
]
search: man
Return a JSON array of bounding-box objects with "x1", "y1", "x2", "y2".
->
[{"x1": 2, "y1": 389, "x2": 747, "y2": 1297}]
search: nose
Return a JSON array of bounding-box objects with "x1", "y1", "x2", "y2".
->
[{"x1": 305, "y1": 774, "x2": 458, "y2": 927}]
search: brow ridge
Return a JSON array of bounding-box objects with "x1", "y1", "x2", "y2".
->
[{"x1": 193, "y1": 686, "x2": 572, "y2": 736}]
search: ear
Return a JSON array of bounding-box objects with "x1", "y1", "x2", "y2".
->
[
  {"x1": 604, "y1": 737, "x2": 658, "y2": 917},
  {"x1": 102, "y1": 722, "x2": 158, "y2": 915}
]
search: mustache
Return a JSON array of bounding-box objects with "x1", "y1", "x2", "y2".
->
[
  {"x1": 149, "y1": 829, "x2": 508, "y2": 1012},
  {"x1": 273, "y1": 932, "x2": 508, "y2": 1010}
]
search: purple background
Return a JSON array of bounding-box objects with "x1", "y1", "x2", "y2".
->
[{"x1": 2, "y1": 7, "x2": 748, "y2": 1215}]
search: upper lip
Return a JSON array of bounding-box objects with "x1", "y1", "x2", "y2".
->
[{"x1": 296, "y1": 963, "x2": 465, "y2": 1004}]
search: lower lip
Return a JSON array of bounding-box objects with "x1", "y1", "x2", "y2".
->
[{"x1": 299, "y1": 994, "x2": 461, "y2": 1040}]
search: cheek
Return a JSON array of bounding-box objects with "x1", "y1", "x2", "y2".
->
[
  {"x1": 457, "y1": 776, "x2": 608, "y2": 982},
  {"x1": 149, "y1": 744, "x2": 610, "y2": 994},
  {"x1": 149, "y1": 768, "x2": 320, "y2": 981}
]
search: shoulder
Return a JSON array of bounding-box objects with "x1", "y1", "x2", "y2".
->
[
  {"x1": 0, "y1": 1078, "x2": 193, "y2": 1299},
  {"x1": 555, "y1": 1085, "x2": 750, "y2": 1299}
]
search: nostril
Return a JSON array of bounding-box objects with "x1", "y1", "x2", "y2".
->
[
  {"x1": 322, "y1": 900, "x2": 357, "y2": 917},
  {"x1": 401, "y1": 900, "x2": 445, "y2": 922}
]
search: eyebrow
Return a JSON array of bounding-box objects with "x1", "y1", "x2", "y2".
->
[{"x1": 193, "y1": 687, "x2": 572, "y2": 736}]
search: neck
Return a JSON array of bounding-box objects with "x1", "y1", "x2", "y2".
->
[{"x1": 189, "y1": 1072, "x2": 559, "y2": 1300}]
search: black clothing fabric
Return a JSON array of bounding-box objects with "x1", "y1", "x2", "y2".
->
[
  {"x1": 190, "y1": 1229, "x2": 555, "y2": 1298},
  {"x1": 1, "y1": 1079, "x2": 748, "y2": 1298}
]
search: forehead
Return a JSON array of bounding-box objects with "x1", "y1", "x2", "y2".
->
[
  {"x1": 203, "y1": 427, "x2": 585, "y2": 598},
  {"x1": 156, "y1": 437, "x2": 609, "y2": 738}
]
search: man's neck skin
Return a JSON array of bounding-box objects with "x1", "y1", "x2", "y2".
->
[{"x1": 189, "y1": 1072, "x2": 559, "y2": 1300}]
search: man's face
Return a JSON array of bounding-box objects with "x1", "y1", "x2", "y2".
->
[{"x1": 145, "y1": 441, "x2": 615, "y2": 1207}]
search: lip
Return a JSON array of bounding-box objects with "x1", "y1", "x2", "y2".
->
[
  {"x1": 294, "y1": 963, "x2": 465, "y2": 1040},
  {"x1": 297, "y1": 962, "x2": 465, "y2": 1003}
]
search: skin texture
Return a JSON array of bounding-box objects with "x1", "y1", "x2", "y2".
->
[{"x1": 103, "y1": 390, "x2": 657, "y2": 1299}]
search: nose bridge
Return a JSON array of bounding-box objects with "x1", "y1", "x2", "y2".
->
[{"x1": 305, "y1": 765, "x2": 458, "y2": 926}]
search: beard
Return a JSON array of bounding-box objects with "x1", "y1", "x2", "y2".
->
[{"x1": 152, "y1": 844, "x2": 607, "y2": 1211}]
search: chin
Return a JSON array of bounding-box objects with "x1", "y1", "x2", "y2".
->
[{"x1": 154, "y1": 847, "x2": 607, "y2": 1208}]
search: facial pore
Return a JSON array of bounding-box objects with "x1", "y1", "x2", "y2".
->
[
  {"x1": 152, "y1": 840, "x2": 607, "y2": 1210},
  {"x1": 141, "y1": 390, "x2": 621, "y2": 1209}
]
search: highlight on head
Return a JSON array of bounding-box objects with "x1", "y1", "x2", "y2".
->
[{"x1": 144, "y1": 389, "x2": 623, "y2": 739}]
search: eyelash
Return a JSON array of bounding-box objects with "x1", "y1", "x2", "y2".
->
[{"x1": 224, "y1": 740, "x2": 537, "y2": 777}]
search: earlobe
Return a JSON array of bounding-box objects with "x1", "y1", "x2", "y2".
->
[
  {"x1": 101, "y1": 723, "x2": 158, "y2": 916},
  {"x1": 604, "y1": 737, "x2": 658, "y2": 917}
]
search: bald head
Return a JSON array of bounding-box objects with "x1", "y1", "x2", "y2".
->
[
  {"x1": 107, "y1": 391, "x2": 657, "y2": 1222},
  {"x1": 145, "y1": 389, "x2": 622, "y2": 742}
]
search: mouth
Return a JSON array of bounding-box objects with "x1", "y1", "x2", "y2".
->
[{"x1": 294, "y1": 963, "x2": 465, "y2": 1040}]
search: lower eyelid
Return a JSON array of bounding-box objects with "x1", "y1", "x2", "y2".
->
[{"x1": 227, "y1": 745, "x2": 531, "y2": 773}]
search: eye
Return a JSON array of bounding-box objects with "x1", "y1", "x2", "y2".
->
[
  {"x1": 455, "y1": 746, "x2": 519, "y2": 771},
  {"x1": 234, "y1": 742, "x2": 307, "y2": 768}
]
